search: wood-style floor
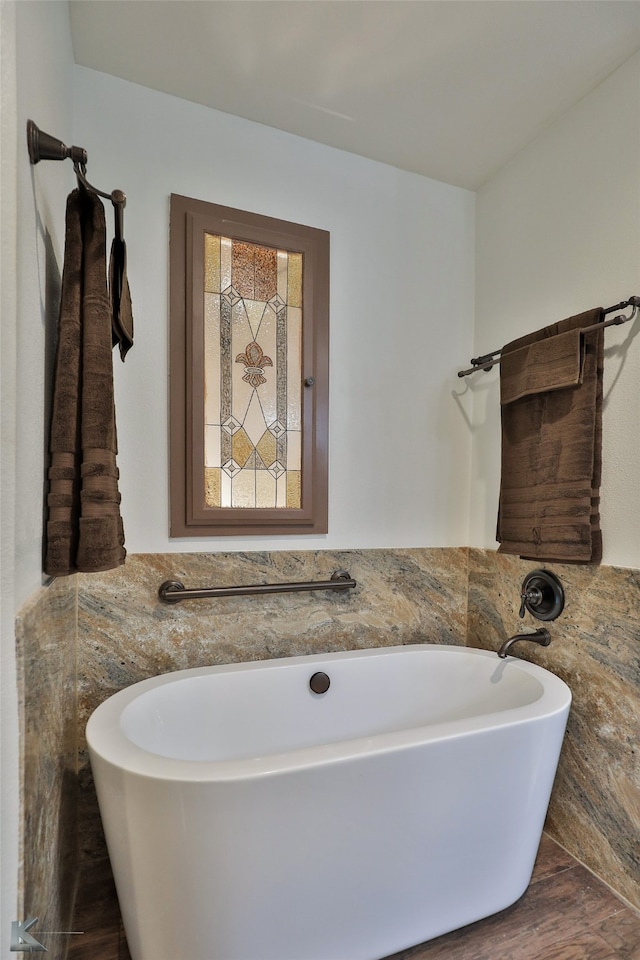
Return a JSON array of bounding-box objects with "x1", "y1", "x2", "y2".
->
[
  {"x1": 72, "y1": 834, "x2": 640, "y2": 960},
  {"x1": 385, "y1": 835, "x2": 640, "y2": 960}
]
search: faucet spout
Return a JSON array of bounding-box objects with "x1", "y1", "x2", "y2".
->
[{"x1": 497, "y1": 628, "x2": 551, "y2": 659}]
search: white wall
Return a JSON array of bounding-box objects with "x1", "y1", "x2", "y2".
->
[
  {"x1": 1, "y1": 0, "x2": 74, "y2": 939},
  {"x1": 73, "y1": 68, "x2": 476, "y2": 555},
  {"x1": 472, "y1": 51, "x2": 640, "y2": 569},
  {"x1": 0, "y1": 1, "x2": 19, "y2": 939}
]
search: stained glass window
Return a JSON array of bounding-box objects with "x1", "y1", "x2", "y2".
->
[
  {"x1": 169, "y1": 195, "x2": 328, "y2": 536},
  {"x1": 203, "y1": 235, "x2": 302, "y2": 509}
]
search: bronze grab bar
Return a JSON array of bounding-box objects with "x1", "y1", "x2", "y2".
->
[
  {"x1": 457, "y1": 295, "x2": 640, "y2": 378},
  {"x1": 158, "y1": 570, "x2": 357, "y2": 604}
]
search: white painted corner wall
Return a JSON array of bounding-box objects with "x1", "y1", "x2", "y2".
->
[
  {"x1": 27, "y1": 31, "x2": 640, "y2": 571},
  {"x1": 472, "y1": 50, "x2": 640, "y2": 569},
  {"x1": 2, "y1": 0, "x2": 74, "y2": 940},
  {"x1": 72, "y1": 67, "x2": 476, "y2": 555},
  {"x1": 72, "y1": 51, "x2": 640, "y2": 568}
]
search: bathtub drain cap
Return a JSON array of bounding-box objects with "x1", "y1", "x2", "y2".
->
[{"x1": 309, "y1": 672, "x2": 330, "y2": 695}]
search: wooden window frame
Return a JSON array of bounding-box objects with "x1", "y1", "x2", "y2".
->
[{"x1": 169, "y1": 194, "x2": 329, "y2": 536}]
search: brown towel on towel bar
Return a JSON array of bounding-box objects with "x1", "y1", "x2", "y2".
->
[
  {"x1": 496, "y1": 307, "x2": 604, "y2": 564},
  {"x1": 109, "y1": 236, "x2": 134, "y2": 361},
  {"x1": 499, "y1": 327, "x2": 584, "y2": 404},
  {"x1": 44, "y1": 189, "x2": 126, "y2": 576}
]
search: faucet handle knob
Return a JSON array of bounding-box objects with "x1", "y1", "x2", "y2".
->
[
  {"x1": 519, "y1": 586, "x2": 542, "y2": 617},
  {"x1": 519, "y1": 592, "x2": 527, "y2": 618}
]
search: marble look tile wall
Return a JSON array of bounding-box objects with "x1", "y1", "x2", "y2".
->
[
  {"x1": 467, "y1": 548, "x2": 640, "y2": 910},
  {"x1": 18, "y1": 545, "x2": 639, "y2": 960},
  {"x1": 15, "y1": 575, "x2": 78, "y2": 960},
  {"x1": 77, "y1": 548, "x2": 468, "y2": 725}
]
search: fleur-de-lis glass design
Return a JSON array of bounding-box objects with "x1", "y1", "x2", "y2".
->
[{"x1": 235, "y1": 341, "x2": 273, "y2": 388}]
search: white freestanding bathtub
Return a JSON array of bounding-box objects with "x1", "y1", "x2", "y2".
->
[{"x1": 86, "y1": 644, "x2": 571, "y2": 960}]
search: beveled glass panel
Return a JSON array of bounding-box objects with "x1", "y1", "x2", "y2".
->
[
  {"x1": 256, "y1": 430, "x2": 277, "y2": 468},
  {"x1": 204, "y1": 293, "x2": 220, "y2": 427},
  {"x1": 256, "y1": 469, "x2": 276, "y2": 508},
  {"x1": 287, "y1": 430, "x2": 301, "y2": 470},
  {"x1": 204, "y1": 234, "x2": 220, "y2": 293},
  {"x1": 204, "y1": 467, "x2": 221, "y2": 507},
  {"x1": 286, "y1": 471, "x2": 301, "y2": 508},
  {"x1": 220, "y1": 236, "x2": 232, "y2": 291},
  {"x1": 232, "y1": 468, "x2": 255, "y2": 508},
  {"x1": 232, "y1": 428, "x2": 253, "y2": 468},
  {"x1": 287, "y1": 253, "x2": 302, "y2": 307},
  {"x1": 286, "y1": 307, "x2": 302, "y2": 430},
  {"x1": 203, "y1": 232, "x2": 303, "y2": 510},
  {"x1": 204, "y1": 424, "x2": 220, "y2": 468},
  {"x1": 232, "y1": 242, "x2": 256, "y2": 299},
  {"x1": 220, "y1": 467, "x2": 232, "y2": 508},
  {"x1": 254, "y1": 246, "x2": 278, "y2": 302}
]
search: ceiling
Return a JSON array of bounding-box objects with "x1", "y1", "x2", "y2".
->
[{"x1": 68, "y1": 1, "x2": 640, "y2": 190}]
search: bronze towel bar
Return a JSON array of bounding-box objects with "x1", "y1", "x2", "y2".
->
[
  {"x1": 158, "y1": 570, "x2": 357, "y2": 604},
  {"x1": 457, "y1": 295, "x2": 640, "y2": 378},
  {"x1": 27, "y1": 119, "x2": 126, "y2": 242}
]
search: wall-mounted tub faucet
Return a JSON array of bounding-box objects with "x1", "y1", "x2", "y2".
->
[{"x1": 497, "y1": 628, "x2": 551, "y2": 659}]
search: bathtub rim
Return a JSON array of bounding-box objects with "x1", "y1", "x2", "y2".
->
[{"x1": 86, "y1": 643, "x2": 571, "y2": 783}]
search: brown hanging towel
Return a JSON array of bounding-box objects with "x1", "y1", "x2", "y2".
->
[
  {"x1": 496, "y1": 307, "x2": 604, "y2": 564},
  {"x1": 44, "y1": 188, "x2": 126, "y2": 575},
  {"x1": 109, "y1": 234, "x2": 134, "y2": 361}
]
